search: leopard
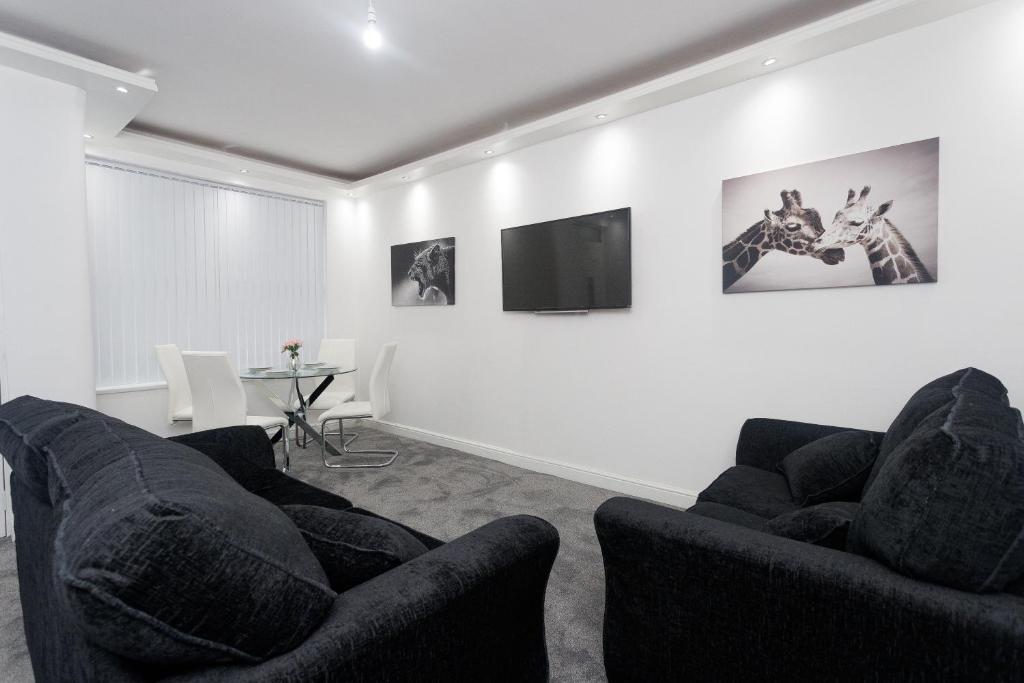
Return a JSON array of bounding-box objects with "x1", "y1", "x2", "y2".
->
[{"x1": 407, "y1": 242, "x2": 455, "y2": 305}]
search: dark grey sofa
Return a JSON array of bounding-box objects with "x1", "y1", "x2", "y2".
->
[
  {"x1": 1, "y1": 397, "x2": 559, "y2": 682},
  {"x1": 596, "y1": 368, "x2": 1024, "y2": 682}
]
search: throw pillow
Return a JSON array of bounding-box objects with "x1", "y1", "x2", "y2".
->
[
  {"x1": 766, "y1": 502, "x2": 860, "y2": 550},
  {"x1": 864, "y1": 367, "x2": 1008, "y2": 492},
  {"x1": 779, "y1": 431, "x2": 880, "y2": 506},
  {"x1": 849, "y1": 387, "x2": 1024, "y2": 592},
  {"x1": 282, "y1": 504, "x2": 429, "y2": 592}
]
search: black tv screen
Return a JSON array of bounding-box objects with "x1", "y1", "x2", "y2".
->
[{"x1": 501, "y1": 208, "x2": 631, "y2": 311}]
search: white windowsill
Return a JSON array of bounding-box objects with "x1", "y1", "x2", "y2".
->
[{"x1": 96, "y1": 382, "x2": 167, "y2": 395}]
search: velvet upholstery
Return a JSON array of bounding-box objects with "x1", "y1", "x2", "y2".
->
[
  {"x1": 851, "y1": 388, "x2": 1024, "y2": 592},
  {"x1": 0, "y1": 397, "x2": 334, "y2": 665},
  {"x1": 347, "y1": 507, "x2": 446, "y2": 551},
  {"x1": 596, "y1": 496, "x2": 1024, "y2": 682},
  {"x1": 598, "y1": 385, "x2": 1024, "y2": 681},
  {"x1": 168, "y1": 428, "x2": 355, "y2": 510},
  {"x1": 4, "y1": 398, "x2": 559, "y2": 682},
  {"x1": 282, "y1": 504, "x2": 428, "y2": 592},
  {"x1": 766, "y1": 501, "x2": 860, "y2": 550},
  {"x1": 865, "y1": 367, "x2": 1009, "y2": 491},
  {"x1": 696, "y1": 465, "x2": 798, "y2": 518},
  {"x1": 686, "y1": 501, "x2": 766, "y2": 532},
  {"x1": 162, "y1": 515, "x2": 559, "y2": 683},
  {"x1": 779, "y1": 430, "x2": 879, "y2": 505},
  {"x1": 734, "y1": 418, "x2": 882, "y2": 473}
]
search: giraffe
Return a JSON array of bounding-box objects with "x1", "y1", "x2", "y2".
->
[
  {"x1": 722, "y1": 189, "x2": 845, "y2": 290},
  {"x1": 811, "y1": 186, "x2": 933, "y2": 285}
]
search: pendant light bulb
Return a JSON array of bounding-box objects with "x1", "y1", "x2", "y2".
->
[{"x1": 363, "y1": 1, "x2": 382, "y2": 49}]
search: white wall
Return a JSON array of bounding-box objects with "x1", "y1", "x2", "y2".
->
[
  {"x1": 0, "y1": 65, "x2": 95, "y2": 407},
  {"x1": 330, "y1": 0, "x2": 1024, "y2": 505}
]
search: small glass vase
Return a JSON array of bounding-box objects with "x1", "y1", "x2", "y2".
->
[{"x1": 289, "y1": 354, "x2": 299, "y2": 371}]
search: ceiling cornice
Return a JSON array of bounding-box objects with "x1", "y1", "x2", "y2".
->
[
  {"x1": 87, "y1": 131, "x2": 352, "y2": 200},
  {"x1": 0, "y1": 28, "x2": 156, "y2": 137},
  {"x1": 349, "y1": 0, "x2": 993, "y2": 196},
  {"x1": 73, "y1": 0, "x2": 994, "y2": 199}
]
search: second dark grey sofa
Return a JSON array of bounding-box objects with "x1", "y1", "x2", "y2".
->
[{"x1": 596, "y1": 368, "x2": 1024, "y2": 682}]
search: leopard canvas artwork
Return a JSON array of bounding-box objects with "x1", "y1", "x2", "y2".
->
[{"x1": 390, "y1": 237, "x2": 456, "y2": 306}]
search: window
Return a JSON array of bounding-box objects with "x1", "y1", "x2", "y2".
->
[{"x1": 86, "y1": 161, "x2": 325, "y2": 389}]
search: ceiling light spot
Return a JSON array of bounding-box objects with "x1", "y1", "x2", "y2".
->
[
  {"x1": 115, "y1": 86, "x2": 129, "y2": 93},
  {"x1": 400, "y1": 175, "x2": 409, "y2": 181},
  {"x1": 363, "y1": 1, "x2": 382, "y2": 49},
  {"x1": 595, "y1": 113, "x2": 608, "y2": 120},
  {"x1": 762, "y1": 57, "x2": 778, "y2": 66},
  {"x1": 240, "y1": 169, "x2": 249, "y2": 174},
  {"x1": 83, "y1": 133, "x2": 93, "y2": 139},
  {"x1": 484, "y1": 149, "x2": 495, "y2": 156}
]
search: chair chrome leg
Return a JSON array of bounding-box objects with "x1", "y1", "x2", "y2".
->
[
  {"x1": 281, "y1": 425, "x2": 290, "y2": 472},
  {"x1": 320, "y1": 417, "x2": 397, "y2": 468}
]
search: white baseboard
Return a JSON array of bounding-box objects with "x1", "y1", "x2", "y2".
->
[{"x1": 364, "y1": 419, "x2": 698, "y2": 509}]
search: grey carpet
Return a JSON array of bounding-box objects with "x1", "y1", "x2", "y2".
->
[{"x1": 0, "y1": 425, "x2": 619, "y2": 682}]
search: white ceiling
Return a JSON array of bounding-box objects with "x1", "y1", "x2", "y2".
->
[{"x1": 0, "y1": 0, "x2": 869, "y2": 181}]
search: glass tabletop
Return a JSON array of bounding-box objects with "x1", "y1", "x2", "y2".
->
[{"x1": 240, "y1": 365, "x2": 357, "y2": 380}]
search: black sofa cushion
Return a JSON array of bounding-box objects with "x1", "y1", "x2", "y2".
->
[
  {"x1": 696, "y1": 465, "x2": 798, "y2": 518},
  {"x1": 767, "y1": 501, "x2": 860, "y2": 550},
  {"x1": 850, "y1": 387, "x2": 1024, "y2": 592},
  {"x1": 283, "y1": 504, "x2": 429, "y2": 592},
  {"x1": 244, "y1": 468, "x2": 355, "y2": 510},
  {"x1": 687, "y1": 502, "x2": 767, "y2": 531},
  {"x1": 348, "y1": 507, "x2": 446, "y2": 550},
  {"x1": 0, "y1": 396, "x2": 336, "y2": 664},
  {"x1": 865, "y1": 368, "x2": 1008, "y2": 492},
  {"x1": 779, "y1": 431, "x2": 880, "y2": 506}
]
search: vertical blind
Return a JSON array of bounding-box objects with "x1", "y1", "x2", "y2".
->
[{"x1": 86, "y1": 161, "x2": 326, "y2": 389}]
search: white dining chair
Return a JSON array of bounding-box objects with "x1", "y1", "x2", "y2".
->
[
  {"x1": 293, "y1": 339, "x2": 355, "y2": 415},
  {"x1": 316, "y1": 342, "x2": 398, "y2": 469},
  {"x1": 182, "y1": 351, "x2": 291, "y2": 470},
  {"x1": 306, "y1": 338, "x2": 357, "y2": 408},
  {"x1": 293, "y1": 338, "x2": 357, "y2": 447},
  {"x1": 154, "y1": 344, "x2": 193, "y2": 425}
]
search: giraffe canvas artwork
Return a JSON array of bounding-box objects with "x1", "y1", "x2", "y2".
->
[{"x1": 721, "y1": 138, "x2": 939, "y2": 293}]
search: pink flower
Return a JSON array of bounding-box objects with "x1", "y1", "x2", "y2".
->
[{"x1": 281, "y1": 338, "x2": 303, "y2": 353}]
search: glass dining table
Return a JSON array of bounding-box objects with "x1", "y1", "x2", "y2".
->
[{"x1": 240, "y1": 364, "x2": 357, "y2": 465}]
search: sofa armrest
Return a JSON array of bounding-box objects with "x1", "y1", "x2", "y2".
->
[
  {"x1": 167, "y1": 515, "x2": 559, "y2": 683},
  {"x1": 735, "y1": 417, "x2": 881, "y2": 472},
  {"x1": 169, "y1": 426, "x2": 277, "y2": 475},
  {"x1": 596, "y1": 496, "x2": 1024, "y2": 682}
]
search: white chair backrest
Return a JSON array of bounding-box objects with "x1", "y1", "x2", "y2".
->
[
  {"x1": 319, "y1": 338, "x2": 356, "y2": 393},
  {"x1": 154, "y1": 344, "x2": 192, "y2": 424},
  {"x1": 181, "y1": 352, "x2": 248, "y2": 431},
  {"x1": 367, "y1": 343, "x2": 398, "y2": 420}
]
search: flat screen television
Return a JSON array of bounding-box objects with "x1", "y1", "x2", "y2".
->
[{"x1": 500, "y1": 208, "x2": 631, "y2": 311}]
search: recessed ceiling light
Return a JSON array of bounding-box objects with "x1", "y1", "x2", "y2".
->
[
  {"x1": 400, "y1": 175, "x2": 409, "y2": 181},
  {"x1": 83, "y1": 133, "x2": 93, "y2": 139},
  {"x1": 484, "y1": 149, "x2": 495, "y2": 156},
  {"x1": 240, "y1": 169, "x2": 249, "y2": 174},
  {"x1": 762, "y1": 57, "x2": 778, "y2": 66},
  {"x1": 363, "y1": 0, "x2": 382, "y2": 49},
  {"x1": 115, "y1": 86, "x2": 129, "y2": 93},
  {"x1": 595, "y1": 113, "x2": 608, "y2": 120}
]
